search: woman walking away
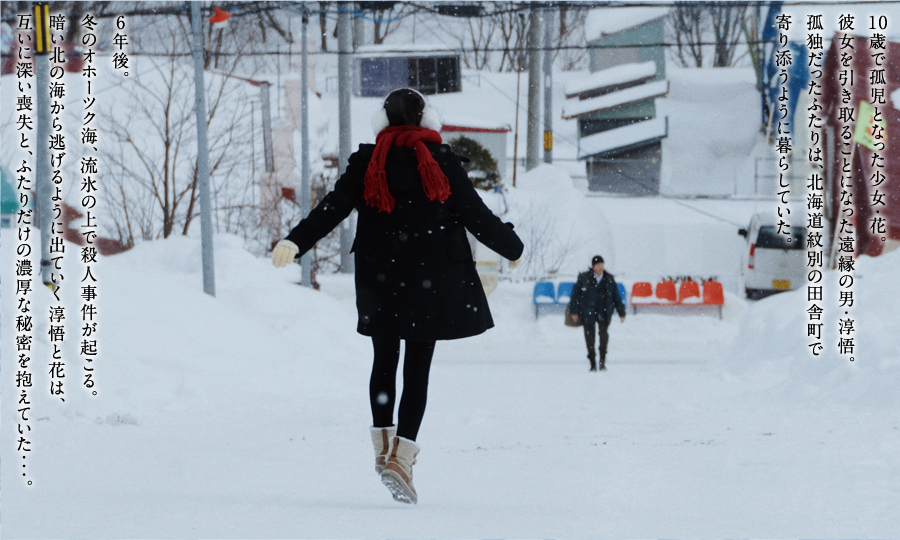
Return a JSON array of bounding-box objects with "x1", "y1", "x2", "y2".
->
[{"x1": 271, "y1": 88, "x2": 524, "y2": 504}]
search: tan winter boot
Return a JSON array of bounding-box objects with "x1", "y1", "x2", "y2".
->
[
  {"x1": 381, "y1": 436, "x2": 420, "y2": 504},
  {"x1": 370, "y1": 426, "x2": 397, "y2": 474}
]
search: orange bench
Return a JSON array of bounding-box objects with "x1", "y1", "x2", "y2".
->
[{"x1": 630, "y1": 280, "x2": 724, "y2": 319}]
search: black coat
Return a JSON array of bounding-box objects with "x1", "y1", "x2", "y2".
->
[
  {"x1": 569, "y1": 270, "x2": 626, "y2": 325},
  {"x1": 286, "y1": 143, "x2": 524, "y2": 341}
]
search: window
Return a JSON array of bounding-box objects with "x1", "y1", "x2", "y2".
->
[
  {"x1": 409, "y1": 58, "x2": 437, "y2": 94},
  {"x1": 756, "y1": 226, "x2": 805, "y2": 250},
  {"x1": 436, "y1": 57, "x2": 460, "y2": 93},
  {"x1": 357, "y1": 56, "x2": 460, "y2": 96},
  {"x1": 359, "y1": 58, "x2": 408, "y2": 97}
]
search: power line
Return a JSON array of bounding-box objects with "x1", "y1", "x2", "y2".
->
[
  {"x1": 335, "y1": 3, "x2": 408, "y2": 24},
  {"x1": 32, "y1": 37, "x2": 817, "y2": 59},
  {"x1": 595, "y1": 166, "x2": 750, "y2": 227},
  {"x1": 5, "y1": 0, "x2": 897, "y2": 25}
]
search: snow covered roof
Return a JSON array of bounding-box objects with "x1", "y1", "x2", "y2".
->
[
  {"x1": 577, "y1": 116, "x2": 668, "y2": 159},
  {"x1": 585, "y1": 7, "x2": 669, "y2": 42},
  {"x1": 354, "y1": 43, "x2": 460, "y2": 58},
  {"x1": 564, "y1": 61, "x2": 657, "y2": 99},
  {"x1": 562, "y1": 80, "x2": 668, "y2": 120},
  {"x1": 422, "y1": 89, "x2": 523, "y2": 133}
]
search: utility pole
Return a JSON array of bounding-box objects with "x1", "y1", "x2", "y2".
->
[
  {"x1": 191, "y1": 2, "x2": 216, "y2": 296},
  {"x1": 526, "y1": 6, "x2": 542, "y2": 172},
  {"x1": 299, "y1": 4, "x2": 312, "y2": 287},
  {"x1": 542, "y1": 6, "x2": 554, "y2": 164},
  {"x1": 260, "y1": 82, "x2": 274, "y2": 172},
  {"x1": 337, "y1": 3, "x2": 354, "y2": 273},
  {"x1": 512, "y1": 65, "x2": 522, "y2": 188},
  {"x1": 353, "y1": 2, "x2": 365, "y2": 50},
  {"x1": 33, "y1": 3, "x2": 53, "y2": 286}
]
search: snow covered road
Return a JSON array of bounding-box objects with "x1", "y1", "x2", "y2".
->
[{"x1": 3, "y1": 234, "x2": 898, "y2": 538}]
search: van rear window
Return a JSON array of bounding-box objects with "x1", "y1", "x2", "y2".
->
[{"x1": 757, "y1": 226, "x2": 805, "y2": 250}]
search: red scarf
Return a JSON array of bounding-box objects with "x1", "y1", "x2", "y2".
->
[{"x1": 364, "y1": 126, "x2": 451, "y2": 213}]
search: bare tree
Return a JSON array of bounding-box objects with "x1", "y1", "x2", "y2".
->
[
  {"x1": 1, "y1": 1, "x2": 115, "y2": 34},
  {"x1": 709, "y1": 2, "x2": 747, "y2": 67},
  {"x1": 669, "y1": 2, "x2": 706, "y2": 68},
  {"x1": 372, "y1": 3, "x2": 408, "y2": 45},
  {"x1": 668, "y1": 2, "x2": 748, "y2": 68},
  {"x1": 319, "y1": 1, "x2": 330, "y2": 50},
  {"x1": 493, "y1": 5, "x2": 530, "y2": 72},
  {"x1": 555, "y1": 4, "x2": 590, "y2": 71},
  {"x1": 460, "y1": 14, "x2": 496, "y2": 70},
  {"x1": 511, "y1": 202, "x2": 575, "y2": 279},
  {"x1": 100, "y1": 17, "x2": 255, "y2": 242}
]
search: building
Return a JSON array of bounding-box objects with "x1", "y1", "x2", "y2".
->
[{"x1": 564, "y1": 8, "x2": 669, "y2": 194}]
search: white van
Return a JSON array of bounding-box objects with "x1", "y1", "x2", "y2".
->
[{"x1": 738, "y1": 213, "x2": 806, "y2": 299}]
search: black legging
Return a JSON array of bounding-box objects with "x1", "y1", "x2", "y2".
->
[{"x1": 369, "y1": 337, "x2": 436, "y2": 441}]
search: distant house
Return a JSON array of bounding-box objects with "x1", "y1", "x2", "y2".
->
[
  {"x1": 565, "y1": 8, "x2": 669, "y2": 194},
  {"x1": 354, "y1": 44, "x2": 462, "y2": 97}
]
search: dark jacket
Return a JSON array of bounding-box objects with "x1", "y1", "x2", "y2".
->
[
  {"x1": 569, "y1": 270, "x2": 626, "y2": 325},
  {"x1": 286, "y1": 143, "x2": 524, "y2": 341}
]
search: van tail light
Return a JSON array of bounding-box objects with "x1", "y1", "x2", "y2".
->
[{"x1": 748, "y1": 244, "x2": 755, "y2": 269}]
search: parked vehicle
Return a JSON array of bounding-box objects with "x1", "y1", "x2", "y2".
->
[{"x1": 738, "y1": 213, "x2": 806, "y2": 300}]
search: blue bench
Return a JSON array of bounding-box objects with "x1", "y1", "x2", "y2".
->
[
  {"x1": 557, "y1": 282, "x2": 574, "y2": 304},
  {"x1": 533, "y1": 281, "x2": 627, "y2": 319},
  {"x1": 532, "y1": 281, "x2": 576, "y2": 319}
]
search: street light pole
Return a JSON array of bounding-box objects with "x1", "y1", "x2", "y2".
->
[
  {"x1": 337, "y1": 5, "x2": 354, "y2": 273},
  {"x1": 191, "y1": 1, "x2": 216, "y2": 296},
  {"x1": 299, "y1": 4, "x2": 312, "y2": 287},
  {"x1": 526, "y1": 6, "x2": 542, "y2": 172},
  {"x1": 543, "y1": 6, "x2": 553, "y2": 164}
]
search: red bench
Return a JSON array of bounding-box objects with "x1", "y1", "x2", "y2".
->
[{"x1": 630, "y1": 280, "x2": 724, "y2": 319}]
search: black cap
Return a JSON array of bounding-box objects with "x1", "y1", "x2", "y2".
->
[{"x1": 592, "y1": 255, "x2": 604, "y2": 266}]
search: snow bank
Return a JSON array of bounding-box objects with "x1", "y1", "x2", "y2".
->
[
  {"x1": 717, "y1": 250, "x2": 900, "y2": 407},
  {"x1": 512, "y1": 163, "x2": 579, "y2": 194},
  {"x1": 0, "y1": 230, "x2": 369, "y2": 424},
  {"x1": 501, "y1": 164, "x2": 765, "y2": 291},
  {"x1": 502, "y1": 164, "x2": 591, "y2": 278},
  {"x1": 659, "y1": 67, "x2": 761, "y2": 197}
]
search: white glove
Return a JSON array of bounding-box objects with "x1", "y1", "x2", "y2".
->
[
  {"x1": 272, "y1": 239, "x2": 299, "y2": 268},
  {"x1": 508, "y1": 258, "x2": 522, "y2": 270}
]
